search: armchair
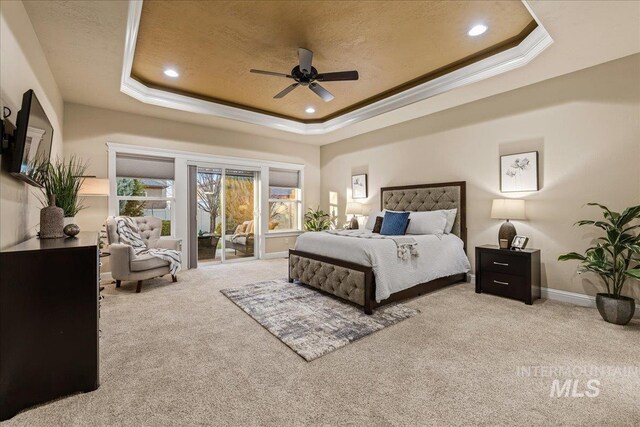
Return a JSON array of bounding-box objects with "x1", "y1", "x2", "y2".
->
[
  {"x1": 106, "y1": 216, "x2": 182, "y2": 293},
  {"x1": 225, "y1": 220, "x2": 255, "y2": 257}
]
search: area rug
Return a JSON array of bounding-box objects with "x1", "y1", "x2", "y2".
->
[{"x1": 220, "y1": 279, "x2": 419, "y2": 361}]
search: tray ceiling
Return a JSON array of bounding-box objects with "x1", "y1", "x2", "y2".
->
[{"x1": 130, "y1": 0, "x2": 537, "y2": 123}]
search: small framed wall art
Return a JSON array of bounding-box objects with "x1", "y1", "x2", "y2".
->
[
  {"x1": 351, "y1": 174, "x2": 368, "y2": 199},
  {"x1": 500, "y1": 151, "x2": 539, "y2": 192}
]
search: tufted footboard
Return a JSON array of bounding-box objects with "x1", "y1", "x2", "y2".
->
[
  {"x1": 289, "y1": 249, "x2": 375, "y2": 314},
  {"x1": 288, "y1": 249, "x2": 466, "y2": 315}
]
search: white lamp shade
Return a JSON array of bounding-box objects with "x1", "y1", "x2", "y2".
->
[
  {"x1": 345, "y1": 202, "x2": 364, "y2": 215},
  {"x1": 79, "y1": 178, "x2": 110, "y2": 196},
  {"x1": 491, "y1": 199, "x2": 526, "y2": 220}
]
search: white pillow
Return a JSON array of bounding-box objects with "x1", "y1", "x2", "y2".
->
[
  {"x1": 406, "y1": 210, "x2": 447, "y2": 235},
  {"x1": 442, "y1": 208, "x2": 457, "y2": 234},
  {"x1": 364, "y1": 211, "x2": 382, "y2": 230}
]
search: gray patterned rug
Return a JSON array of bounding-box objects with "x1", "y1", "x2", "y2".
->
[{"x1": 220, "y1": 279, "x2": 419, "y2": 361}]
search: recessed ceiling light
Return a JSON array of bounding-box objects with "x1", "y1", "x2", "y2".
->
[
  {"x1": 164, "y1": 68, "x2": 179, "y2": 78},
  {"x1": 305, "y1": 106, "x2": 316, "y2": 114},
  {"x1": 468, "y1": 24, "x2": 488, "y2": 37}
]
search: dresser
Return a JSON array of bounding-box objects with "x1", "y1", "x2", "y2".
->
[
  {"x1": 0, "y1": 232, "x2": 100, "y2": 421},
  {"x1": 475, "y1": 244, "x2": 541, "y2": 305}
]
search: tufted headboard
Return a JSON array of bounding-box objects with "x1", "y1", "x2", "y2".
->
[{"x1": 380, "y1": 181, "x2": 466, "y2": 250}]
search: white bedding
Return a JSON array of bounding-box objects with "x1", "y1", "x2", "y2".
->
[{"x1": 295, "y1": 230, "x2": 470, "y2": 302}]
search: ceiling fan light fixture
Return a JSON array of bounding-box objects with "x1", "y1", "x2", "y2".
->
[
  {"x1": 305, "y1": 106, "x2": 316, "y2": 114},
  {"x1": 468, "y1": 24, "x2": 488, "y2": 37},
  {"x1": 163, "y1": 68, "x2": 179, "y2": 78},
  {"x1": 251, "y1": 47, "x2": 357, "y2": 102}
]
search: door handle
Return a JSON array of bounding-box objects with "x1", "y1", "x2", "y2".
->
[
  {"x1": 493, "y1": 261, "x2": 509, "y2": 266},
  {"x1": 493, "y1": 280, "x2": 509, "y2": 285}
]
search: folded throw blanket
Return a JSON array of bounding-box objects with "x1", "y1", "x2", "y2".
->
[
  {"x1": 115, "y1": 216, "x2": 181, "y2": 275},
  {"x1": 325, "y1": 229, "x2": 419, "y2": 260}
]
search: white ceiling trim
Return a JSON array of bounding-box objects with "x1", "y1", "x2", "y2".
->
[{"x1": 120, "y1": 0, "x2": 553, "y2": 136}]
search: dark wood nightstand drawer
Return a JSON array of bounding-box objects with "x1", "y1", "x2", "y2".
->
[
  {"x1": 480, "y1": 271, "x2": 525, "y2": 300},
  {"x1": 480, "y1": 251, "x2": 526, "y2": 276},
  {"x1": 475, "y1": 245, "x2": 541, "y2": 305}
]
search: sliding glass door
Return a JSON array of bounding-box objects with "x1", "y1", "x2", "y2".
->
[
  {"x1": 223, "y1": 169, "x2": 257, "y2": 261},
  {"x1": 194, "y1": 167, "x2": 223, "y2": 263},
  {"x1": 189, "y1": 165, "x2": 258, "y2": 266}
]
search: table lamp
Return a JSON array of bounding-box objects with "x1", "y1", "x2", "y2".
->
[
  {"x1": 79, "y1": 178, "x2": 110, "y2": 250},
  {"x1": 79, "y1": 178, "x2": 110, "y2": 196},
  {"x1": 345, "y1": 202, "x2": 363, "y2": 230},
  {"x1": 491, "y1": 199, "x2": 526, "y2": 249}
]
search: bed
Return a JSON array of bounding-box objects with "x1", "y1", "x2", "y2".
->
[{"x1": 288, "y1": 181, "x2": 469, "y2": 314}]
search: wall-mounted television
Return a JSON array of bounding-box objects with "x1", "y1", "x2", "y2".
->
[{"x1": 9, "y1": 90, "x2": 54, "y2": 186}]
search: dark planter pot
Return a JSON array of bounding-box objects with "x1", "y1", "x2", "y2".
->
[
  {"x1": 595, "y1": 293, "x2": 636, "y2": 325},
  {"x1": 198, "y1": 235, "x2": 220, "y2": 260}
]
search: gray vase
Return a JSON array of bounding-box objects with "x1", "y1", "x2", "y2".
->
[
  {"x1": 498, "y1": 220, "x2": 517, "y2": 248},
  {"x1": 40, "y1": 195, "x2": 64, "y2": 239},
  {"x1": 596, "y1": 293, "x2": 636, "y2": 325}
]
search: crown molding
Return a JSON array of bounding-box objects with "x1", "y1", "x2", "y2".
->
[{"x1": 121, "y1": 0, "x2": 553, "y2": 136}]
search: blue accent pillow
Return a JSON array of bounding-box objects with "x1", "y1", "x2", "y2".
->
[{"x1": 380, "y1": 211, "x2": 410, "y2": 235}]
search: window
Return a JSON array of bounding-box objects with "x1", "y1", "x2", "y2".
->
[
  {"x1": 115, "y1": 154, "x2": 175, "y2": 236},
  {"x1": 268, "y1": 169, "x2": 301, "y2": 232}
]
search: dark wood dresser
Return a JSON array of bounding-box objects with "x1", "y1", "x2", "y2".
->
[
  {"x1": 475, "y1": 244, "x2": 541, "y2": 305},
  {"x1": 0, "y1": 232, "x2": 100, "y2": 421}
]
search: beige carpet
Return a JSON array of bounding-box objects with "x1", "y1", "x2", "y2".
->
[{"x1": 4, "y1": 259, "x2": 639, "y2": 426}]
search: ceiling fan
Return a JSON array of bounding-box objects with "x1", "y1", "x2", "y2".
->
[{"x1": 250, "y1": 48, "x2": 359, "y2": 102}]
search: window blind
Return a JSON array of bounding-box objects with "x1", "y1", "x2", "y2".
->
[
  {"x1": 269, "y1": 169, "x2": 299, "y2": 188},
  {"x1": 116, "y1": 154, "x2": 175, "y2": 180}
]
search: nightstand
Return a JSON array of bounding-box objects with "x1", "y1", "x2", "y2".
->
[{"x1": 475, "y1": 245, "x2": 540, "y2": 305}]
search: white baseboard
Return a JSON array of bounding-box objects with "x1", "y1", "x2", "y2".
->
[
  {"x1": 541, "y1": 287, "x2": 595, "y2": 307},
  {"x1": 469, "y1": 273, "x2": 638, "y2": 318},
  {"x1": 542, "y1": 288, "x2": 640, "y2": 318},
  {"x1": 100, "y1": 272, "x2": 112, "y2": 280},
  {"x1": 262, "y1": 251, "x2": 289, "y2": 260}
]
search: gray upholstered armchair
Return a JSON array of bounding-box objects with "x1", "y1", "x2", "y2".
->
[{"x1": 106, "y1": 216, "x2": 182, "y2": 293}]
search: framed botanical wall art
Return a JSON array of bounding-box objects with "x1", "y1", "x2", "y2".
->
[
  {"x1": 500, "y1": 151, "x2": 539, "y2": 192},
  {"x1": 351, "y1": 174, "x2": 368, "y2": 199}
]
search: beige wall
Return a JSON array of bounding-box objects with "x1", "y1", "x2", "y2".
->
[
  {"x1": 321, "y1": 54, "x2": 640, "y2": 300},
  {"x1": 63, "y1": 103, "x2": 320, "y2": 254},
  {"x1": 0, "y1": 1, "x2": 64, "y2": 249},
  {"x1": 265, "y1": 235, "x2": 297, "y2": 254}
]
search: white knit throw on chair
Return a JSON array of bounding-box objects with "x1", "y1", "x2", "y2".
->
[{"x1": 115, "y1": 216, "x2": 181, "y2": 275}]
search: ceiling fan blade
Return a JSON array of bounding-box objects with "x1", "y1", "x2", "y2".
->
[
  {"x1": 250, "y1": 69, "x2": 292, "y2": 78},
  {"x1": 298, "y1": 48, "x2": 313, "y2": 75},
  {"x1": 274, "y1": 83, "x2": 300, "y2": 99},
  {"x1": 309, "y1": 82, "x2": 334, "y2": 102},
  {"x1": 315, "y1": 70, "x2": 359, "y2": 81}
]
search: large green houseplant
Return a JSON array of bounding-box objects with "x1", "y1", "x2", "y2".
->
[
  {"x1": 30, "y1": 156, "x2": 88, "y2": 220},
  {"x1": 558, "y1": 203, "x2": 640, "y2": 325}
]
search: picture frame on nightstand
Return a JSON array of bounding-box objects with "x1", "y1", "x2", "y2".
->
[{"x1": 511, "y1": 235, "x2": 529, "y2": 250}]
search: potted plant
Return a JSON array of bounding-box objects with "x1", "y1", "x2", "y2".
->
[
  {"x1": 30, "y1": 156, "x2": 88, "y2": 224},
  {"x1": 558, "y1": 203, "x2": 640, "y2": 325},
  {"x1": 304, "y1": 207, "x2": 331, "y2": 231}
]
